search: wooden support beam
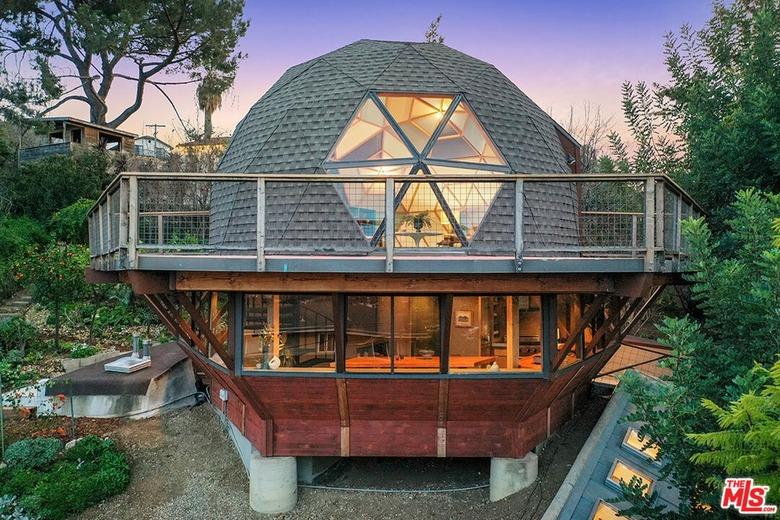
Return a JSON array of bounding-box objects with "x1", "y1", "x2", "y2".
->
[
  {"x1": 585, "y1": 296, "x2": 629, "y2": 356},
  {"x1": 157, "y1": 294, "x2": 208, "y2": 356},
  {"x1": 176, "y1": 272, "x2": 615, "y2": 294},
  {"x1": 177, "y1": 293, "x2": 235, "y2": 369},
  {"x1": 552, "y1": 294, "x2": 609, "y2": 371},
  {"x1": 123, "y1": 271, "x2": 171, "y2": 294},
  {"x1": 336, "y1": 378, "x2": 350, "y2": 457},
  {"x1": 437, "y1": 380, "x2": 448, "y2": 458},
  {"x1": 141, "y1": 294, "x2": 178, "y2": 336}
]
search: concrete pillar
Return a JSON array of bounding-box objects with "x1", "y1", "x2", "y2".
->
[
  {"x1": 249, "y1": 448, "x2": 297, "y2": 514},
  {"x1": 490, "y1": 452, "x2": 539, "y2": 502}
]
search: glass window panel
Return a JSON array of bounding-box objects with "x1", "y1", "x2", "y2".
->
[
  {"x1": 329, "y1": 98, "x2": 414, "y2": 162},
  {"x1": 378, "y1": 94, "x2": 453, "y2": 152},
  {"x1": 607, "y1": 460, "x2": 654, "y2": 496},
  {"x1": 345, "y1": 296, "x2": 439, "y2": 373},
  {"x1": 437, "y1": 181, "x2": 501, "y2": 241},
  {"x1": 556, "y1": 294, "x2": 584, "y2": 369},
  {"x1": 243, "y1": 294, "x2": 335, "y2": 371},
  {"x1": 346, "y1": 295, "x2": 392, "y2": 372},
  {"x1": 393, "y1": 296, "x2": 440, "y2": 373},
  {"x1": 427, "y1": 100, "x2": 506, "y2": 166},
  {"x1": 450, "y1": 296, "x2": 542, "y2": 372},
  {"x1": 623, "y1": 428, "x2": 661, "y2": 463},
  {"x1": 205, "y1": 292, "x2": 230, "y2": 367},
  {"x1": 591, "y1": 500, "x2": 621, "y2": 520}
]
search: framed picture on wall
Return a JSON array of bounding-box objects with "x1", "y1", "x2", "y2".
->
[{"x1": 455, "y1": 310, "x2": 473, "y2": 327}]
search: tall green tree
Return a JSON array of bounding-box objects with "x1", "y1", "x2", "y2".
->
[
  {"x1": 621, "y1": 189, "x2": 780, "y2": 518},
  {"x1": 1, "y1": 1, "x2": 248, "y2": 127},
  {"x1": 425, "y1": 15, "x2": 445, "y2": 43},
  {"x1": 689, "y1": 359, "x2": 780, "y2": 504},
  {"x1": 607, "y1": 0, "x2": 780, "y2": 229},
  {"x1": 196, "y1": 70, "x2": 233, "y2": 139}
]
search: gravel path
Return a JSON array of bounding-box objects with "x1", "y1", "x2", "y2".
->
[{"x1": 78, "y1": 395, "x2": 607, "y2": 519}]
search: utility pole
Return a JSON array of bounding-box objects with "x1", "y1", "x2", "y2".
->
[{"x1": 145, "y1": 123, "x2": 166, "y2": 158}]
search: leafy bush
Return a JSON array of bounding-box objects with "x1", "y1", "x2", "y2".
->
[
  {"x1": 48, "y1": 198, "x2": 94, "y2": 244},
  {"x1": 0, "y1": 318, "x2": 41, "y2": 356},
  {"x1": 67, "y1": 343, "x2": 99, "y2": 359},
  {"x1": 0, "y1": 435, "x2": 130, "y2": 520},
  {"x1": 3, "y1": 438, "x2": 62, "y2": 470},
  {"x1": 0, "y1": 494, "x2": 34, "y2": 519},
  {"x1": 0, "y1": 216, "x2": 51, "y2": 298},
  {"x1": 8, "y1": 150, "x2": 111, "y2": 221}
]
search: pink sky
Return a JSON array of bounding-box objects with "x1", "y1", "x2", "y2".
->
[{"x1": 47, "y1": 0, "x2": 714, "y2": 147}]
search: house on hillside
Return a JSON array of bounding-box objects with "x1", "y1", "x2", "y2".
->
[
  {"x1": 134, "y1": 135, "x2": 173, "y2": 159},
  {"x1": 20, "y1": 116, "x2": 136, "y2": 162},
  {"x1": 85, "y1": 39, "x2": 701, "y2": 514}
]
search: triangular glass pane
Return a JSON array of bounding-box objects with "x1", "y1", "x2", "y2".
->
[
  {"x1": 378, "y1": 94, "x2": 454, "y2": 153},
  {"x1": 329, "y1": 98, "x2": 414, "y2": 162},
  {"x1": 394, "y1": 178, "x2": 461, "y2": 248},
  {"x1": 426, "y1": 100, "x2": 506, "y2": 166}
]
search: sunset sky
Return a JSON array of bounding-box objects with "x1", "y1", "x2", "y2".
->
[{"x1": 49, "y1": 0, "x2": 715, "y2": 146}]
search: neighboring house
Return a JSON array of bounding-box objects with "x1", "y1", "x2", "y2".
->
[
  {"x1": 544, "y1": 381, "x2": 680, "y2": 519},
  {"x1": 20, "y1": 116, "x2": 136, "y2": 162},
  {"x1": 134, "y1": 135, "x2": 173, "y2": 158},
  {"x1": 86, "y1": 40, "x2": 702, "y2": 514}
]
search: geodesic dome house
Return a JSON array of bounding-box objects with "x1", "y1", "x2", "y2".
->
[
  {"x1": 210, "y1": 40, "x2": 580, "y2": 254},
  {"x1": 86, "y1": 39, "x2": 700, "y2": 515}
]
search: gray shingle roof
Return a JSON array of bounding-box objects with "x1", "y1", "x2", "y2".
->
[{"x1": 212, "y1": 40, "x2": 578, "y2": 253}]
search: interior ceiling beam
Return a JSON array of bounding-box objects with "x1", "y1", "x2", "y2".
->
[{"x1": 175, "y1": 271, "x2": 617, "y2": 294}]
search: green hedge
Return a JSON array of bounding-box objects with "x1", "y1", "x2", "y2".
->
[{"x1": 0, "y1": 436, "x2": 130, "y2": 520}]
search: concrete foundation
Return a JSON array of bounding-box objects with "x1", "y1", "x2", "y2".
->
[
  {"x1": 249, "y1": 449, "x2": 297, "y2": 514},
  {"x1": 490, "y1": 452, "x2": 539, "y2": 502}
]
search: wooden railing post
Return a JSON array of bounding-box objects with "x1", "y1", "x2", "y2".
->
[
  {"x1": 515, "y1": 179, "x2": 524, "y2": 271},
  {"x1": 385, "y1": 178, "x2": 394, "y2": 273},
  {"x1": 127, "y1": 176, "x2": 139, "y2": 269},
  {"x1": 256, "y1": 178, "x2": 266, "y2": 272},
  {"x1": 119, "y1": 177, "x2": 129, "y2": 258},
  {"x1": 644, "y1": 178, "x2": 656, "y2": 272}
]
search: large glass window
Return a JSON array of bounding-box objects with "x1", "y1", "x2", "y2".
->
[
  {"x1": 378, "y1": 94, "x2": 453, "y2": 152},
  {"x1": 590, "y1": 500, "x2": 621, "y2": 520},
  {"x1": 329, "y1": 97, "x2": 413, "y2": 162},
  {"x1": 555, "y1": 294, "x2": 584, "y2": 369},
  {"x1": 623, "y1": 427, "x2": 661, "y2": 464},
  {"x1": 449, "y1": 296, "x2": 542, "y2": 372},
  {"x1": 204, "y1": 292, "x2": 230, "y2": 368},
  {"x1": 345, "y1": 296, "x2": 440, "y2": 373},
  {"x1": 242, "y1": 294, "x2": 335, "y2": 371}
]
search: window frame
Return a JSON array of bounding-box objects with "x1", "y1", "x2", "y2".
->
[{"x1": 589, "y1": 499, "x2": 621, "y2": 520}]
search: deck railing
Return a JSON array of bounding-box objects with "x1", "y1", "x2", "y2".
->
[{"x1": 87, "y1": 172, "x2": 702, "y2": 274}]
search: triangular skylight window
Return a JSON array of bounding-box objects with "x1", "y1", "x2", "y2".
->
[
  {"x1": 426, "y1": 100, "x2": 506, "y2": 166},
  {"x1": 378, "y1": 94, "x2": 453, "y2": 153},
  {"x1": 329, "y1": 98, "x2": 414, "y2": 162}
]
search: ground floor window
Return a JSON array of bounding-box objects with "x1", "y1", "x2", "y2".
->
[
  {"x1": 345, "y1": 295, "x2": 440, "y2": 373},
  {"x1": 242, "y1": 294, "x2": 335, "y2": 371},
  {"x1": 235, "y1": 291, "x2": 607, "y2": 375},
  {"x1": 449, "y1": 296, "x2": 543, "y2": 372}
]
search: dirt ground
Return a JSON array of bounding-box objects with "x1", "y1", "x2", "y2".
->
[{"x1": 76, "y1": 394, "x2": 608, "y2": 520}]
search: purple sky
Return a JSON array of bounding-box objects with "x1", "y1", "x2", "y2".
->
[{"x1": 51, "y1": 0, "x2": 714, "y2": 145}]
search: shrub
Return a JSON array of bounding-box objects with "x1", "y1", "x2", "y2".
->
[
  {"x1": 67, "y1": 343, "x2": 99, "y2": 359},
  {"x1": 48, "y1": 198, "x2": 94, "y2": 244},
  {"x1": 0, "y1": 318, "x2": 41, "y2": 357},
  {"x1": 8, "y1": 150, "x2": 111, "y2": 221},
  {"x1": 0, "y1": 435, "x2": 130, "y2": 520},
  {"x1": 3, "y1": 438, "x2": 62, "y2": 470},
  {"x1": 0, "y1": 494, "x2": 34, "y2": 520}
]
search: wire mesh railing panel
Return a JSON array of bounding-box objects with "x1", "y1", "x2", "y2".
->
[
  {"x1": 663, "y1": 183, "x2": 679, "y2": 252},
  {"x1": 100, "y1": 202, "x2": 110, "y2": 254},
  {"x1": 137, "y1": 179, "x2": 211, "y2": 249},
  {"x1": 576, "y1": 181, "x2": 646, "y2": 251}
]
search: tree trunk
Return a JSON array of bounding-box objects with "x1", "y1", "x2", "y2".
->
[
  {"x1": 204, "y1": 109, "x2": 213, "y2": 139},
  {"x1": 54, "y1": 299, "x2": 61, "y2": 350}
]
